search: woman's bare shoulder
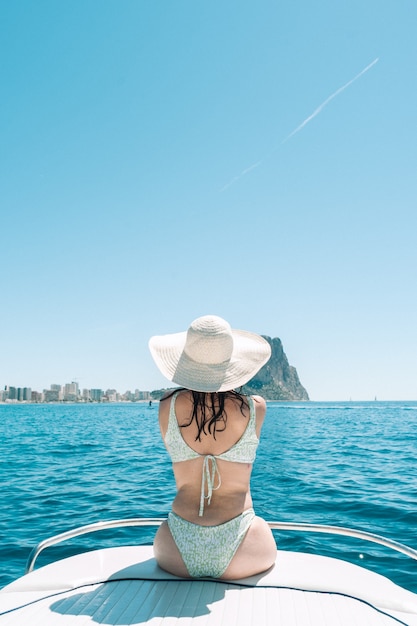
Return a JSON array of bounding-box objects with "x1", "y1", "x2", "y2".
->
[
  {"x1": 158, "y1": 391, "x2": 178, "y2": 435},
  {"x1": 250, "y1": 394, "x2": 266, "y2": 407},
  {"x1": 249, "y1": 395, "x2": 267, "y2": 425},
  {"x1": 160, "y1": 389, "x2": 193, "y2": 414}
]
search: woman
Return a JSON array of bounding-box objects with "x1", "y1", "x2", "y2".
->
[{"x1": 148, "y1": 314, "x2": 277, "y2": 580}]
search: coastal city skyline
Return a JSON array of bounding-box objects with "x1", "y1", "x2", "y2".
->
[{"x1": 1, "y1": 382, "x2": 151, "y2": 403}]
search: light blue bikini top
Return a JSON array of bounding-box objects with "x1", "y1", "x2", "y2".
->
[{"x1": 164, "y1": 391, "x2": 259, "y2": 516}]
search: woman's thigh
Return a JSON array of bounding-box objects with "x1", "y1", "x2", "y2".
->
[
  {"x1": 221, "y1": 516, "x2": 277, "y2": 580},
  {"x1": 153, "y1": 521, "x2": 190, "y2": 577}
]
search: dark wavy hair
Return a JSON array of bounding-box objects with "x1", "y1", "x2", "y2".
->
[{"x1": 164, "y1": 388, "x2": 249, "y2": 442}]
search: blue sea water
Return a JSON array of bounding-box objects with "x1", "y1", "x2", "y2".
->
[{"x1": 0, "y1": 401, "x2": 416, "y2": 592}]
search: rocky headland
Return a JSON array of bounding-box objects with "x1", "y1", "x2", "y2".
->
[{"x1": 242, "y1": 336, "x2": 309, "y2": 401}]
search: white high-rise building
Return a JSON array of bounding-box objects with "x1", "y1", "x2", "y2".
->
[{"x1": 64, "y1": 382, "x2": 80, "y2": 402}]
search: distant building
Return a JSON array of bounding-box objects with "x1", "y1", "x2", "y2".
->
[
  {"x1": 31, "y1": 391, "x2": 42, "y2": 402},
  {"x1": 3, "y1": 386, "x2": 31, "y2": 402},
  {"x1": 134, "y1": 389, "x2": 150, "y2": 401},
  {"x1": 90, "y1": 389, "x2": 103, "y2": 402},
  {"x1": 5, "y1": 386, "x2": 17, "y2": 400},
  {"x1": 82, "y1": 388, "x2": 91, "y2": 402},
  {"x1": 63, "y1": 382, "x2": 79, "y2": 402},
  {"x1": 42, "y1": 384, "x2": 64, "y2": 402},
  {"x1": 43, "y1": 388, "x2": 61, "y2": 402},
  {"x1": 106, "y1": 390, "x2": 119, "y2": 402}
]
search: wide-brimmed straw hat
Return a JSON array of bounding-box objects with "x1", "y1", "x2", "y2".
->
[{"x1": 148, "y1": 315, "x2": 271, "y2": 392}]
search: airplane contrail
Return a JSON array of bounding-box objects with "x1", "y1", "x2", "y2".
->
[
  {"x1": 220, "y1": 57, "x2": 379, "y2": 192},
  {"x1": 281, "y1": 57, "x2": 379, "y2": 143},
  {"x1": 219, "y1": 161, "x2": 262, "y2": 192}
]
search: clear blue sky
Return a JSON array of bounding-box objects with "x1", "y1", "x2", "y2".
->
[{"x1": 1, "y1": 1, "x2": 416, "y2": 401}]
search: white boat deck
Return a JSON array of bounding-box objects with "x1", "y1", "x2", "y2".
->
[{"x1": 1, "y1": 546, "x2": 417, "y2": 625}]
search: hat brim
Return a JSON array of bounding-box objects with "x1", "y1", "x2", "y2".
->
[{"x1": 149, "y1": 328, "x2": 271, "y2": 392}]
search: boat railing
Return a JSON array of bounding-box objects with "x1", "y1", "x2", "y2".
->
[{"x1": 25, "y1": 518, "x2": 417, "y2": 574}]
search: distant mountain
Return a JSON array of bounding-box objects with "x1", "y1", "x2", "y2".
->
[{"x1": 242, "y1": 336, "x2": 309, "y2": 401}]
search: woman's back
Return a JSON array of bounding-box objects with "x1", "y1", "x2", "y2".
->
[{"x1": 159, "y1": 390, "x2": 266, "y2": 525}]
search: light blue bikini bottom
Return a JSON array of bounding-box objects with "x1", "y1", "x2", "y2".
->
[{"x1": 167, "y1": 508, "x2": 255, "y2": 578}]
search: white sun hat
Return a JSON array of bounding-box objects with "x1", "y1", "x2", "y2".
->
[{"x1": 148, "y1": 315, "x2": 271, "y2": 392}]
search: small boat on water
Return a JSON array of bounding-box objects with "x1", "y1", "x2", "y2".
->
[{"x1": 1, "y1": 518, "x2": 416, "y2": 625}]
